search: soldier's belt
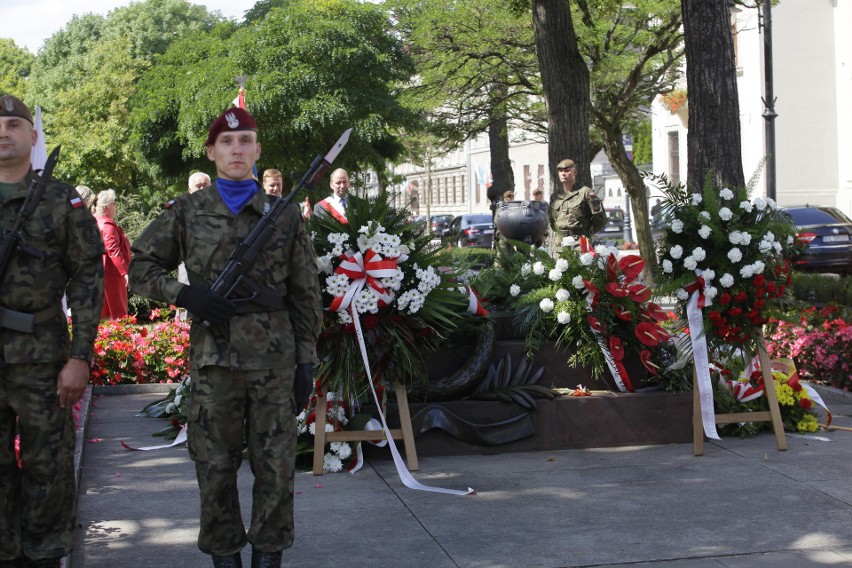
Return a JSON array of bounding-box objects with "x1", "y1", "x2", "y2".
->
[{"x1": 0, "y1": 304, "x2": 61, "y2": 333}]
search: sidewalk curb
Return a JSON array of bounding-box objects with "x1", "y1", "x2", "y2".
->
[
  {"x1": 65, "y1": 384, "x2": 94, "y2": 568},
  {"x1": 811, "y1": 383, "x2": 852, "y2": 404}
]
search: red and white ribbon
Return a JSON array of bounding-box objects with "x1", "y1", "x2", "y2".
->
[
  {"x1": 594, "y1": 335, "x2": 633, "y2": 392},
  {"x1": 685, "y1": 277, "x2": 720, "y2": 440},
  {"x1": 349, "y1": 303, "x2": 473, "y2": 495},
  {"x1": 465, "y1": 286, "x2": 488, "y2": 317},
  {"x1": 585, "y1": 289, "x2": 633, "y2": 392},
  {"x1": 329, "y1": 250, "x2": 399, "y2": 313},
  {"x1": 727, "y1": 380, "x2": 764, "y2": 403}
]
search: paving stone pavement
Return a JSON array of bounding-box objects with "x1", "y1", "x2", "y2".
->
[{"x1": 67, "y1": 385, "x2": 852, "y2": 568}]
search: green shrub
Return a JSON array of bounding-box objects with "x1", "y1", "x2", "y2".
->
[
  {"x1": 446, "y1": 247, "x2": 495, "y2": 270},
  {"x1": 789, "y1": 272, "x2": 852, "y2": 307}
]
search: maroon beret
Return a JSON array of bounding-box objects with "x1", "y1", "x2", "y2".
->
[
  {"x1": 0, "y1": 95, "x2": 33, "y2": 124},
  {"x1": 205, "y1": 107, "x2": 257, "y2": 146}
]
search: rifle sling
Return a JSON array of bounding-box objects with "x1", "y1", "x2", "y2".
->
[{"x1": 0, "y1": 303, "x2": 62, "y2": 333}]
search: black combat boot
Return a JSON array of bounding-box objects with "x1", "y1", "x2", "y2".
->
[
  {"x1": 250, "y1": 549, "x2": 282, "y2": 568},
  {"x1": 212, "y1": 553, "x2": 243, "y2": 568}
]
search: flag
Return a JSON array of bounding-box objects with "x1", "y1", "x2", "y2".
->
[
  {"x1": 475, "y1": 165, "x2": 492, "y2": 187},
  {"x1": 232, "y1": 87, "x2": 246, "y2": 110},
  {"x1": 30, "y1": 106, "x2": 48, "y2": 172},
  {"x1": 231, "y1": 87, "x2": 256, "y2": 177}
]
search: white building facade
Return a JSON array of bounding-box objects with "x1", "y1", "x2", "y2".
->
[
  {"x1": 651, "y1": 0, "x2": 852, "y2": 215},
  {"x1": 389, "y1": 134, "x2": 627, "y2": 219}
]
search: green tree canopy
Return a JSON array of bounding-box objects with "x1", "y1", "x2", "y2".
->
[
  {"x1": 0, "y1": 38, "x2": 35, "y2": 98},
  {"x1": 391, "y1": 0, "x2": 543, "y2": 196},
  {"x1": 26, "y1": 0, "x2": 221, "y2": 201},
  {"x1": 130, "y1": 0, "x2": 417, "y2": 203}
]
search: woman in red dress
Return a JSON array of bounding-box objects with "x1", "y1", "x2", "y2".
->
[{"x1": 94, "y1": 189, "x2": 131, "y2": 319}]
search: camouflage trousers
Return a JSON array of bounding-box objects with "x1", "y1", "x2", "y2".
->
[
  {"x1": 0, "y1": 361, "x2": 75, "y2": 562},
  {"x1": 188, "y1": 365, "x2": 297, "y2": 556}
]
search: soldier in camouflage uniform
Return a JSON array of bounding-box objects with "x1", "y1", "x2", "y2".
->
[
  {"x1": 0, "y1": 95, "x2": 104, "y2": 568},
  {"x1": 129, "y1": 107, "x2": 322, "y2": 568},
  {"x1": 547, "y1": 159, "x2": 607, "y2": 250}
]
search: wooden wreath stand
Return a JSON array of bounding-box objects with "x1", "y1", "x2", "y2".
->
[
  {"x1": 312, "y1": 381, "x2": 419, "y2": 475},
  {"x1": 693, "y1": 331, "x2": 787, "y2": 455}
]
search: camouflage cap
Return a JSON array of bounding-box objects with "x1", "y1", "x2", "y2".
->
[
  {"x1": 0, "y1": 95, "x2": 33, "y2": 124},
  {"x1": 205, "y1": 107, "x2": 257, "y2": 146}
]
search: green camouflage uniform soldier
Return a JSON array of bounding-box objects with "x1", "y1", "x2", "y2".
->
[
  {"x1": 547, "y1": 159, "x2": 607, "y2": 250},
  {"x1": 0, "y1": 95, "x2": 104, "y2": 568},
  {"x1": 129, "y1": 107, "x2": 322, "y2": 568}
]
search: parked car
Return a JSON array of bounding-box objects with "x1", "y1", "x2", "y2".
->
[
  {"x1": 430, "y1": 214, "x2": 454, "y2": 237},
  {"x1": 601, "y1": 207, "x2": 625, "y2": 236},
  {"x1": 442, "y1": 214, "x2": 495, "y2": 248},
  {"x1": 784, "y1": 205, "x2": 852, "y2": 275},
  {"x1": 649, "y1": 202, "x2": 670, "y2": 241}
]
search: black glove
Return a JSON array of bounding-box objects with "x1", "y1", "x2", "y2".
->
[
  {"x1": 175, "y1": 285, "x2": 237, "y2": 326},
  {"x1": 293, "y1": 363, "x2": 313, "y2": 415}
]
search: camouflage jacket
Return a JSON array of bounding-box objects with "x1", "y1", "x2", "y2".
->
[
  {"x1": 129, "y1": 182, "x2": 322, "y2": 370},
  {"x1": 0, "y1": 171, "x2": 104, "y2": 363},
  {"x1": 548, "y1": 185, "x2": 607, "y2": 237}
]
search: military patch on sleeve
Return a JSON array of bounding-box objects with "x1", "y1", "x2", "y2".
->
[
  {"x1": 76, "y1": 219, "x2": 102, "y2": 245},
  {"x1": 164, "y1": 199, "x2": 176, "y2": 209}
]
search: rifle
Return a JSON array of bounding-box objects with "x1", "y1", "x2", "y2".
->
[
  {"x1": 0, "y1": 146, "x2": 60, "y2": 333},
  {"x1": 202, "y1": 129, "x2": 352, "y2": 330}
]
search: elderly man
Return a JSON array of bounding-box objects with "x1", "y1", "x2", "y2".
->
[
  {"x1": 189, "y1": 171, "x2": 212, "y2": 194},
  {"x1": 130, "y1": 106, "x2": 322, "y2": 568},
  {"x1": 312, "y1": 168, "x2": 349, "y2": 223},
  {"x1": 0, "y1": 95, "x2": 104, "y2": 568}
]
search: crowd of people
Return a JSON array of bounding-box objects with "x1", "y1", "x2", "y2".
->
[{"x1": 0, "y1": 91, "x2": 605, "y2": 568}]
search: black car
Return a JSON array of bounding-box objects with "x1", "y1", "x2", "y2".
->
[
  {"x1": 784, "y1": 205, "x2": 852, "y2": 275},
  {"x1": 442, "y1": 214, "x2": 495, "y2": 248},
  {"x1": 601, "y1": 207, "x2": 625, "y2": 236},
  {"x1": 430, "y1": 214, "x2": 454, "y2": 237}
]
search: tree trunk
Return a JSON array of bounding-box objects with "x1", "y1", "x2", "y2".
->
[
  {"x1": 600, "y1": 124, "x2": 658, "y2": 275},
  {"x1": 488, "y1": 114, "x2": 514, "y2": 202},
  {"x1": 532, "y1": 0, "x2": 590, "y2": 191},
  {"x1": 681, "y1": 0, "x2": 745, "y2": 190}
]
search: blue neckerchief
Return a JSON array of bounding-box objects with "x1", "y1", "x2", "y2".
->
[{"x1": 216, "y1": 178, "x2": 258, "y2": 214}]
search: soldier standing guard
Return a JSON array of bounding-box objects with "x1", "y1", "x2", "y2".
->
[
  {"x1": 547, "y1": 158, "x2": 607, "y2": 250},
  {"x1": 0, "y1": 95, "x2": 104, "y2": 568},
  {"x1": 129, "y1": 107, "x2": 322, "y2": 568}
]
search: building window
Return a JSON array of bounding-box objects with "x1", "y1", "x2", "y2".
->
[
  {"x1": 668, "y1": 131, "x2": 680, "y2": 186},
  {"x1": 524, "y1": 165, "x2": 531, "y2": 200},
  {"x1": 461, "y1": 175, "x2": 465, "y2": 204}
]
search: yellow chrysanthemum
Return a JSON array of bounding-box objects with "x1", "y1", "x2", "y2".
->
[
  {"x1": 796, "y1": 414, "x2": 819, "y2": 433},
  {"x1": 775, "y1": 383, "x2": 795, "y2": 406}
]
